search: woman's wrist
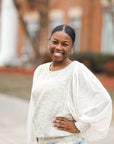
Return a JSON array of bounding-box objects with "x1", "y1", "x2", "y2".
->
[
  {"x1": 74, "y1": 123, "x2": 81, "y2": 133},
  {"x1": 75, "y1": 121, "x2": 90, "y2": 132}
]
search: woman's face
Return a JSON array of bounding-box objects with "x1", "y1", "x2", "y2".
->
[{"x1": 49, "y1": 31, "x2": 73, "y2": 63}]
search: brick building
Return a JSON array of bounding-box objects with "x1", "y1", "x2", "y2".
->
[{"x1": 0, "y1": 0, "x2": 114, "y2": 66}]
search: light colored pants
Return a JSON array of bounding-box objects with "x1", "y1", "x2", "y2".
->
[
  {"x1": 37, "y1": 136, "x2": 85, "y2": 144},
  {"x1": 77, "y1": 140, "x2": 85, "y2": 144}
]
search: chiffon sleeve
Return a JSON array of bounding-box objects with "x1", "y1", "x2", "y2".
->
[
  {"x1": 69, "y1": 62, "x2": 112, "y2": 142},
  {"x1": 27, "y1": 66, "x2": 42, "y2": 144},
  {"x1": 27, "y1": 95, "x2": 35, "y2": 144}
]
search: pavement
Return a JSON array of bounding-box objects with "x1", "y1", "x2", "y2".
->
[
  {"x1": 0, "y1": 93, "x2": 114, "y2": 144},
  {"x1": 0, "y1": 93, "x2": 28, "y2": 144}
]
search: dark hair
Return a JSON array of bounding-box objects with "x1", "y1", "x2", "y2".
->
[{"x1": 51, "y1": 24, "x2": 76, "y2": 44}]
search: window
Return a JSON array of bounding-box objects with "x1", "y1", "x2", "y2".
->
[
  {"x1": 49, "y1": 10, "x2": 64, "y2": 35},
  {"x1": 70, "y1": 17, "x2": 81, "y2": 53},
  {"x1": 27, "y1": 21, "x2": 39, "y2": 42},
  {"x1": 24, "y1": 20, "x2": 39, "y2": 58},
  {"x1": 50, "y1": 19, "x2": 63, "y2": 32},
  {"x1": 102, "y1": 8, "x2": 114, "y2": 54}
]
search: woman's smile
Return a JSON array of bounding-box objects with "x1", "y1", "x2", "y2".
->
[
  {"x1": 49, "y1": 31, "x2": 73, "y2": 64},
  {"x1": 53, "y1": 51, "x2": 64, "y2": 57}
]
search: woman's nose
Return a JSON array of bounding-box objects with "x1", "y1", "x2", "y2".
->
[{"x1": 55, "y1": 44, "x2": 62, "y2": 50}]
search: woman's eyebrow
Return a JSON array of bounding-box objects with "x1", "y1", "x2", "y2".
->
[
  {"x1": 52, "y1": 38, "x2": 58, "y2": 40},
  {"x1": 52, "y1": 38, "x2": 70, "y2": 43},
  {"x1": 64, "y1": 41, "x2": 70, "y2": 43}
]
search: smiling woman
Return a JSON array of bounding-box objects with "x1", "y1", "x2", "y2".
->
[
  {"x1": 27, "y1": 25, "x2": 112, "y2": 144},
  {"x1": 48, "y1": 25, "x2": 75, "y2": 71},
  {"x1": 49, "y1": 31, "x2": 72, "y2": 64}
]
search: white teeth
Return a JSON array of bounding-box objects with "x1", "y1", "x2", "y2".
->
[{"x1": 54, "y1": 52, "x2": 62, "y2": 56}]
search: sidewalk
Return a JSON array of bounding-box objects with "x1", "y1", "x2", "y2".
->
[
  {"x1": 0, "y1": 93, "x2": 28, "y2": 144},
  {"x1": 0, "y1": 93, "x2": 114, "y2": 144}
]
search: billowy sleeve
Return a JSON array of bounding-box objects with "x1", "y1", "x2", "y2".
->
[
  {"x1": 27, "y1": 66, "x2": 41, "y2": 144},
  {"x1": 68, "y1": 62, "x2": 112, "y2": 142},
  {"x1": 27, "y1": 95, "x2": 35, "y2": 144}
]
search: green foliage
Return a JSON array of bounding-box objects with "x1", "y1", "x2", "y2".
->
[{"x1": 72, "y1": 52, "x2": 114, "y2": 73}]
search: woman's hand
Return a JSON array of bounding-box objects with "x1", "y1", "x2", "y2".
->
[{"x1": 53, "y1": 117, "x2": 80, "y2": 133}]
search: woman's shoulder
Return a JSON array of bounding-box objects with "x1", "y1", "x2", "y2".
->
[
  {"x1": 72, "y1": 60, "x2": 85, "y2": 70},
  {"x1": 36, "y1": 62, "x2": 51, "y2": 69},
  {"x1": 72, "y1": 60, "x2": 93, "y2": 76},
  {"x1": 34, "y1": 62, "x2": 51, "y2": 74}
]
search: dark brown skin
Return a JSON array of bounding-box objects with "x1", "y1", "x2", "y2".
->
[
  {"x1": 49, "y1": 31, "x2": 73, "y2": 71},
  {"x1": 48, "y1": 30, "x2": 80, "y2": 133},
  {"x1": 53, "y1": 117, "x2": 80, "y2": 133}
]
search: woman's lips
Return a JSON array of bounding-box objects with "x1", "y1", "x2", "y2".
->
[{"x1": 53, "y1": 52, "x2": 63, "y2": 57}]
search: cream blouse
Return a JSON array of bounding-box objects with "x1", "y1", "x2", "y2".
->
[{"x1": 27, "y1": 61, "x2": 112, "y2": 144}]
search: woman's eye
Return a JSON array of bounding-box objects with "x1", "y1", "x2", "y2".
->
[
  {"x1": 63, "y1": 43, "x2": 68, "y2": 47},
  {"x1": 52, "y1": 41, "x2": 58, "y2": 44}
]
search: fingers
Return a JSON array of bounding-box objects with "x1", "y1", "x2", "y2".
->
[
  {"x1": 53, "y1": 117, "x2": 79, "y2": 133},
  {"x1": 54, "y1": 124, "x2": 69, "y2": 129},
  {"x1": 55, "y1": 117, "x2": 68, "y2": 121},
  {"x1": 53, "y1": 117, "x2": 68, "y2": 124},
  {"x1": 57, "y1": 127, "x2": 69, "y2": 131},
  {"x1": 53, "y1": 119, "x2": 66, "y2": 125},
  {"x1": 53, "y1": 117, "x2": 70, "y2": 129}
]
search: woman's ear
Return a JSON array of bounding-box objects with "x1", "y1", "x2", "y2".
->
[
  {"x1": 69, "y1": 45, "x2": 73, "y2": 55},
  {"x1": 70, "y1": 45, "x2": 73, "y2": 52},
  {"x1": 48, "y1": 39, "x2": 51, "y2": 48}
]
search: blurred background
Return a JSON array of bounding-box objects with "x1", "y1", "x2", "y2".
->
[{"x1": 0, "y1": 0, "x2": 114, "y2": 144}]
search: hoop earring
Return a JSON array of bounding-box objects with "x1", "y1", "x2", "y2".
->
[
  {"x1": 70, "y1": 50, "x2": 73, "y2": 55},
  {"x1": 48, "y1": 45, "x2": 50, "y2": 53}
]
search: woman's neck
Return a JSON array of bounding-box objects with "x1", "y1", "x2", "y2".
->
[{"x1": 50, "y1": 59, "x2": 72, "y2": 71}]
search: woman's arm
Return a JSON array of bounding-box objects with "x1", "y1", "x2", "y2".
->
[
  {"x1": 71, "y1": 63, "x2": 112, "y2": 141},
  {"x1": 27, "y1": 65, "x2": 42, "y2": 144}
]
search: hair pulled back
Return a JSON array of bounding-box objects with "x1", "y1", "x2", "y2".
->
[{"x1": 51, "y1": 24, "x2": 76, "y2": 45}]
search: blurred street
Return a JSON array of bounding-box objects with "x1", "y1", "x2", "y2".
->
[
  {"x1": 0, "y1": 93, "x2": 114, "y2": 144},
  {"x1": 0, "y1": 93, "x2": 28, "y2": 144}
]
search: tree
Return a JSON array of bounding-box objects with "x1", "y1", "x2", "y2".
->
[
  {"x1": 101, "y1": 0, "x2": 114, "y2": 40},
  {"x1": 13, "y1": 0, "x2": 49, "y2": 66}
]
